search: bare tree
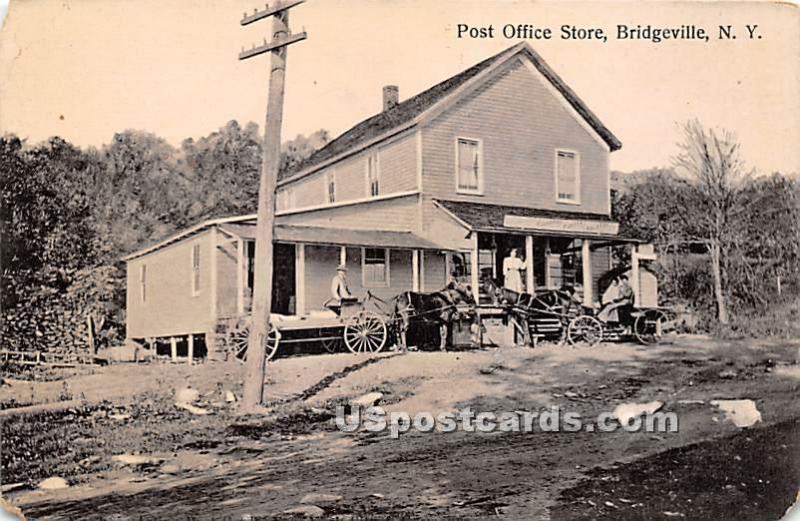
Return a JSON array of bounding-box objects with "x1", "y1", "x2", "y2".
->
[{"x1": 673, "y1": 120, "x2": 752, "y2": 324}]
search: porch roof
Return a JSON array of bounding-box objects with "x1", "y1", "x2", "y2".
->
[
  {"x1": 434, "y1": 199, "x2": 641, "y2": 243},
  {"x1": 220, "y1": 223, "x2": 443, "y2": 250}
]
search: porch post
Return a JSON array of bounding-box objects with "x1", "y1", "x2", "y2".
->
[
  {"x1": 419, "y1": 250, "x2": 425, "y2": 291},
  {"x1": 187, "y1": 334, "x2": 194, "y2": 365},
  {"x1": 412, "y1": 250, "x2": 420, "y2": 291},
  {"x1": 170, "y1": 336, "x2": 178, "y2": 363},
  {"x1": 470, "y1": 233, "x2": 480, "y2": 301},
  {"x1": 582, "y1": 239, "x2": 593, "y2": 307},
  {"x1": 525, "y1": 235, "x2": 534, "y2": 293},
  {"x1": 544, "y1": 237, "x2": 552, "y2": 288},
  {"x1": 444, "y1": 252, "x2": 452, "y2": 283},
  {"x1": 340, "y1": 246, "x2": 347, "y2": 267},
  {"x1": 236, "y1": 238, "x2": 245, "y2": 315},
  {"x1": 295, "y1": 243, "x2": 306, "y2": 315}
]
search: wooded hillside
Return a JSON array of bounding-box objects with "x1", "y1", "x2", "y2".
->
[{"x1": 0, "y1": 122, "x2": 329, "y2": 353}]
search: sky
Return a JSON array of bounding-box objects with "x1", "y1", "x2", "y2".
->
[{"x1": 0, "y1": 0, "x2": 798, "y2": 174}]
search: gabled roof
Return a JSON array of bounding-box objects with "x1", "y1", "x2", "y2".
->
[{"x1": 279, "y1": 42, "x2": 621, "y2": 184}]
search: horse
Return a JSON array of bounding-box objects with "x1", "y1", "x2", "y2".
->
[
  {"x1": 391, "y1": 281, "x2": 478, "y2": 352},
  {"x1": 482, "y1": 279, "x2": 581, "y2": 344}
]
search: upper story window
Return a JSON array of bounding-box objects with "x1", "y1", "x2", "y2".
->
[
  {"x1": 276, "y1": 189, "x2": 287, "y2": 211},
  {"x1": 326, "y1": 172, "x2": 336, "y2": 204},
  {"x1": 276, "y1": 188, "x2": 294, "y2": 211},
  {"x1": 191, "y1": 243, "x2": 201, "y2": 296},
  {"x1": 555, "y1": 149, "x2": 580, "y2": 203},
  {"x1": 366, "y1": 153, "x2": 380, "y2": 197},
  {"x1": 139, "y1": 264, "x2": 147, "y2": 303},
  {"x1": 362, "y1": 248, "x2": 389, "y2": 287},
  {"x1": 456, "y1": 137, "x2": 482, "y2": 194}
]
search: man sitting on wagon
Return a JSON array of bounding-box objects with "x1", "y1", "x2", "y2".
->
[{"x1": 327, "y1": 264, "x2": 355, "y2": 314}]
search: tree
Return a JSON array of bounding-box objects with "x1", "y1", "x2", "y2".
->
[
  {"x1": 182, "y1": 120, "x2": 262, "y2": 219},
  {"x1": 673, "y1": 120, "x2": 752, "y2": 324}
]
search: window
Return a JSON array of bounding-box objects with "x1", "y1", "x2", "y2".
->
[
  {"x1": 456, "y1": 138, "x2": 482, "y2": 194},
  {"x1": 362, "y1": 248, "x2": 389, "y2": 287},
  {"x1": 191, "y1": 243, "x2": 201, "y2": 296},
  {"x1": 366, "y1": 154, "x2": 380, "y2": 197},
  {"x1": 326, "y1": 172, "x2": 336, "y2": 204},
  {"x1": 276, "y1": 188, "x2": 294, "y2": 211},
  {"x1": 555, "y1": 149, "x2": 580, "y2": 203},
  {"x1": 139, "y1": 264, "x2": 147, "y2": 303}
]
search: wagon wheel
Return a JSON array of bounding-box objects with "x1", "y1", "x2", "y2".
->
[
  {"x1": 567, "y1": 315, "x2": 603, "y2": 347},
  {"x1": 224, "y1": 319, "x2": 281, "y2": 363},
  {"x1": 633, "y1": 309, "x2": 671, "y2": 345},
  {"x1": 344, "y1": 311, "x2": 387, "y2": 353},
  {"x1": 320, "y1": 330, "x2": 343, "y2": 353}
]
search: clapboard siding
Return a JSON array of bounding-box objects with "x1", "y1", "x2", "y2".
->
[
  {"x1": 277, "y1": 194, "x2": 420, "y2": 232},
  {"x1": 590, "y1": 245, "x2": 611, "y2": 301},
  {"x1": 277, "y1": 130, "x2": 418, "y2": 210},
  {"x1": 126, "y1": 231, "x2": 213, "y2": 339},
  {"x1": 422, "y1": 250, "x2": 448, "y2": 291},
  {"x1": 421, "y1": 57, "x2": 610, "y2": 215},
  {"x1": 378, "y1": 133, "x2": 418, "y2": 194},
  {"x1": 421, "y1": 198, "x2": 473, "y2": 251},
  {"x1": 303, "y1": 245, "x2": 340, "y2": 311},
  {"x1": 288, "y1": 174, "x2": 325, "y2": 208},
  {"x1": 216, "y1": 237, "x2": 240, "y2": 318},
  {"x1": 301, "y1": 245, "x2": 415, "y2": 312}
]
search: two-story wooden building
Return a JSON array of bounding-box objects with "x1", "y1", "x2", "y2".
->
[{"x1": 124, "y1": 42, "x2": 655, "y2": 359}]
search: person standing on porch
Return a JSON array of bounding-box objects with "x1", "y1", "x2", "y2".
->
[{"x1": 503, "y1": 248, "x2": 525, "y2": 292}]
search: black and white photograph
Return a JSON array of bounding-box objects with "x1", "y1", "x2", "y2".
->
[{"x1": 0, "y1": 0, "x2": 798, "y2": 519}]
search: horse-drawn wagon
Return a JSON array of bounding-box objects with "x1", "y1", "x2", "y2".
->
[
  {"x1": 215, "y1": 282, "x2": 478, "y2": 361},
  {"x1": 482, "y1": 279, "x2": 676, "y2": 347}
]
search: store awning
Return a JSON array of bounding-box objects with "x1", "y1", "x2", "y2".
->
[{"x1": 434, "y1": 199, "x2": 642, "y2": 243}]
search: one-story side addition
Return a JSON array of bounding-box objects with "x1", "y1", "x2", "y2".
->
[{"x1": 123, "y1": 42, "x2": 656, "y2": 360}]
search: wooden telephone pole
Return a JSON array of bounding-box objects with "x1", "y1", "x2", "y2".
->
[{"x1": 239, "y1": 0, "x2": 307, "y2": 411}]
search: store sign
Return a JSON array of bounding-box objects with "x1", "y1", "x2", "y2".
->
[{"x1": 503, "y1": 215, "x2": 620, "y2": 236}]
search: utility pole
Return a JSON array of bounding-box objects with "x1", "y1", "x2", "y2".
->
[{"x1": 239, "y1": 0, "x2": 307, "y2": 411}]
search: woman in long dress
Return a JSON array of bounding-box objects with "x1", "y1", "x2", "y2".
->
[{"x1": 503, "y1": 248, "x2": 525, "y2": 292}]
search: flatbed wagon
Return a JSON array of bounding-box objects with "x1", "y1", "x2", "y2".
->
[{"x1": 216, "y1": 294, "x2": 390, "y2": 362}]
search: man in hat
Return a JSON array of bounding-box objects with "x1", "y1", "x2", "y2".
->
[{"x1": 330, "y1": 264, "x2": 352, "y2": 303}]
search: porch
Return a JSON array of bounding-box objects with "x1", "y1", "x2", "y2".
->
[
  {"x1": 216, "y1": 223, "x2": 449, "y2": 317},
  {"x1": 431, "y1": 200, "x2": 656, "y2": 308}
]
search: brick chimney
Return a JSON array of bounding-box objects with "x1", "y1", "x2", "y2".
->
[{"x1": 383, "y1": 85, "x2": 399, "y2": 111}]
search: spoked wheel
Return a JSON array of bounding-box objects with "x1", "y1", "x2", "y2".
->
[
  {"x1": 344, "y1": 311, "x2": 388, "y2": 354},
  {"x1": 224, "y1": 319, "x2": 281, "y2": 362},
  {"x1": 567, "y1": 315, "x2": 604, "y2": 347},
  {"x1": 633, "y1": 309, "x2": 673, "y2": 345},
  {"x1": 320, "y1": 335, "x2": 343, "y2": 353}
]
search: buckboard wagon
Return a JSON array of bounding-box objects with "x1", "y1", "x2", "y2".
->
[
  {"x1": 216, "y1": 295, "x2": 389, "y2": 362},
  {"x1": 216, "y1": 287, "x2": 479, "y2": 361}
]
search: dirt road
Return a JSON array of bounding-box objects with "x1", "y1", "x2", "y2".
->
[{"x1": 9, "y1": 336, "x2": 800, "y2": 520}]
